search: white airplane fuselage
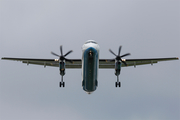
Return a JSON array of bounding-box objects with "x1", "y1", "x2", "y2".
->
[{"x1": 82, "y1": 40, "x2": 100, "y2": 94}]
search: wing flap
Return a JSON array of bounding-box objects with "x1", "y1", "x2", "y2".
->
[
  {"x1": 125, "y1": 60, "x2": 158, "y2": 67},
  {"x1": 126, "y1": 57, "x2": 178, "y2": 67},
  {"x1": 22, "y1": 61, "x2": 59, "y2": 67}
]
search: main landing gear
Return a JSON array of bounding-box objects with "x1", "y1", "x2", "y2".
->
[
  {"x1": 114, "y1": 62, "x2": 121, "y2": 88},
  {"x1": 51, "y1": 45, "x2": 73, "y2": 88},
  {"x1": 115, "y1": 75, "x2": 121, "y2": 87},
  {"x1": 59, "y1": 75, "x2": 65, "y2": 87},
  {"x1": 109, "y1": 46, "x2": 131, "y2": 88}
]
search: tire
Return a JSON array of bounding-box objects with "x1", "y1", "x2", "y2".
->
[
  {"x1": 63, "y1": 82, "x2": 65, "y2": 87},
  {"x1": 59, "y1": 82, "x2": 62, "y2": 87},
  {"x1": 115, "y1": 82, "x2": 121, "y2": 87}
]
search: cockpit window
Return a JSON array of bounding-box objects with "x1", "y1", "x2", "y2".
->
[
  {"x1": 92, "y1": 41, "x2": 97, "y2": 44},
  {"x1": 85, "y1": 41, "x2": 97, "y2": 44}
]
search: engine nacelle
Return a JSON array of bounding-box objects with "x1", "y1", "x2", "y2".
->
[
  {"x1": 59, "y1": 61, "x2": 65, "y2": 76},
  {"x1": 115, "y1": 61, "x2": 121, "y2": 76}
]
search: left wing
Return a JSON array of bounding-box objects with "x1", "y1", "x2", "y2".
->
[
  {"x1": 99, "y1": 57, "x2": 179, "y2": 68},
  {"x1": 1, "y1": 57, "x2": 82, "y2": 68}
]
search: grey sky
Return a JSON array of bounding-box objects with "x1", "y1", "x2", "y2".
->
[{"x1": 0, "y1": 0, "x2": 180, "y2": 120}]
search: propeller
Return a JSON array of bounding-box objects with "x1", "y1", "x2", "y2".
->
[
  {"x1": 51, "y1": 45, "x2": 73, "y2": 63},
  {"x1": 109, "y1": 46, "x2": 130, "y2": 66}
]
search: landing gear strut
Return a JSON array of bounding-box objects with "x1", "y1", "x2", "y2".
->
[
  {"x1": 59, "y1": 66, "x2": 65, "y2": 87},
  {"x1": 59, "y1": 75, "x2": 65, "y2": 87},
  {"x1": 115, "y1": 75, "x2": 121, "y2": 87},
  {"x1": 51, "y1": 45, "x2": 73, "y2": 88},
  {"x1": 109, "y1": 45, "x2": 131, "y2": 88},
  {"x1": 114, "y1": 62, "x2": 121, "y2": 88}
]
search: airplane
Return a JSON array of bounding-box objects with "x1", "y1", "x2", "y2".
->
[{"x1": 1, "y1": 40, "x2": 179, "y2": 94}]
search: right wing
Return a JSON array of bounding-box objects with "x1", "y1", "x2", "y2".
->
[{"x1": 1, "y1": 57, "x2": 82, "y2": 68}]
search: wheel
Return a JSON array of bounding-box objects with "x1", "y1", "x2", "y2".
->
[
  {"x1": 63, "y1": 82, "x2": 65, "y2": 87},
  {"x1": 115, "y1": 82, "x2": 121, "y2": 87},
  {"x1": 59, "y1": 82, "x2": 62, "y2": 87},
  {"x1": 115, "y1": 82, "x2": 117, "y2": 87},
  {"x1": 59, "y1": 82, "x2": 65, "y2": 87},
  {"x1": 119, "y1": 82, "x2": 121, "y2": 87}
]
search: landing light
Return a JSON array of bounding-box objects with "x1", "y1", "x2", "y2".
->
[{"x1": 55, "y1": 59, "x2": 59, "y2": 61}]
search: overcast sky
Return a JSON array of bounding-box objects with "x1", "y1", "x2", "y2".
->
[{"x1": 0, "y1": 0, "x2": 180, "y2": 120}]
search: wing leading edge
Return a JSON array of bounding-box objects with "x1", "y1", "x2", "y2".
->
[{"x1": 1, "y1": 57, "x2": 178, "y2": 69}]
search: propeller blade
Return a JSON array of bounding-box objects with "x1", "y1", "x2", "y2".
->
[
  {"x1": 51, "y1": 52, "x2": 60, "y2": 57},
  {"x1": 64, "y1": 50, "x2": 73, "y2": 57},
  {"x1": 51, "y1": 46, "x2": 74, "y2": 62},
  {"x1": 120, "y1": 53, "x2": 131, "y2": 58},
  {"x1": 60, "y1": 45, "x2": 63, "y2": 56},
  {"x1": 109, "y1": 45, "x2": 130, "y2": 66},
  {"x1": 121, "y1": 60, "x2": 127, "y2": 66},
  {"x1": 109, "y1": 49, "x2": 117, "y2": 57},
  {"x1": 118, "y1": 46, "x2": 122, "y2": 56}
]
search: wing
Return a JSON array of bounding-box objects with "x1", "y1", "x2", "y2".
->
[
  {"x1": 1, "y1": 57, "x2": 82, "y2": 68},
  {"x1": 99, "y1": 57, "x2": 178, "y2": 68},
  {"x1": 2, "y1": 57, "x2": 178, "y2": 69}
]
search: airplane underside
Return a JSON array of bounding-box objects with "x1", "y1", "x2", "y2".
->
[
  {"x1": 82, "y1": 47, "x2": 98, "y2": 93},
  {"x1": 1, "y1": 40, "x2": 178, "y2": 95}
]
